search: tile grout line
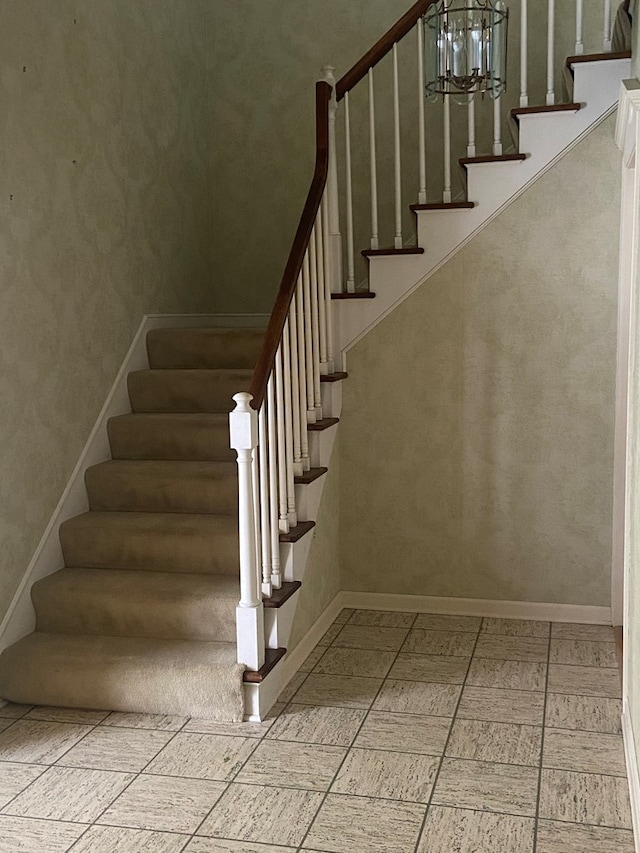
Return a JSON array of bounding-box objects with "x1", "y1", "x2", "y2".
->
[{"x1": 532, "y1": 620, "x2": 552, "y2": 853}]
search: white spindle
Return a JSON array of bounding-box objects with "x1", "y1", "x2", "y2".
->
[
  {"x1": 520, "y1": 0, "x2": 529, "y2": 107},
  {"x1": 274, "y1": 346, "x2": 288, "y2": 533},
  {"x1": 603, "y1": 0, "x2": 612, "y2": 52},
  {"x1": 295, "y1": 279, "x2": 311, "y2": 468},
  {"x1": 574, "y1": 0, "x2": 584, "y2": 54},
  {"x1": 546, "y1": 0, "x2": 555, "y2": 106},
  {"x1": 492, "y1": 97, "x2": 502, "y2": 156},
  {"x1": 368, "y1": 70, "x2": 379, "y2": 250},
  {"x1": 281, "y1": 319, "x2": 297, "y2": 532},
  {"x1": 323, "y1": 66, "x2": 343, "y2": 293},
  {"x1": 302, "y1": 253, "x2": 315, "y2": 423},
  {"x1": 230, "y1": 393, "x2": 264, "y2": 671},
  {"x1": 417, "y1": 23, "x2": 427, "y2": 204},
  {"x1": 251, "y1": 435, "x2": 261, "y2": 598},
  {"x1": 467, "y1": 95, "x2": 476, "y2": 158},
  {"x1": 344, "y1": 92, "x2": 355, "y2": 291},
  {"x1": 443, "y1": 94, "x2": 452, "y2": 204},
  {"x1": 393, "y1": 42, "x2": 403, "y2": 249},
  {"x1": 321, "y1": 194, "x2": 335, "y2": 375},
  {"x1": 288, "y1": 295, "x2": 303, "y2": 477},
  {"x1": 266, "y1": 375, "x2": 281, "y2": 587},
  {"x1": 257, "y1": 404, "x2": 271, "y2": 597},
  {"x1": 309, "y1": 224, "x2": 323, "y2": 419},
  {"x1": 315, "y1": 221, "x2": 329, "y2": 376}
]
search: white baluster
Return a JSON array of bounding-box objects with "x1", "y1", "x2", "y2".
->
[
  {"x1": 520, "y1": 0, "x2": 529, "y2": 107},
  {"x1": 302, "y1": 252, "x2": 315, "y2": 423},
  {"x1": 251, "y1": 431, "x2": 261, "y2": 597},
  {"x1": 574, "y1": 0, "x2": 584, "y2": 54},
  {"x1": 443, "y1": 93, "x2": 452, "y2": 204},
  {"x1": 274, "y1": 345, "x2": 289, "y2": 533},
  {"x1": 315, "y1": 220, "x2": 329, "y2": 376},
  {"x1": 323, "y1": 65, "x2": 343, "y2": 293},
  {"x1": 266, "y1": 374, "x2": 281, "y2": 588},
  {"x1": 467, "y1": 95, "x2": 476, "y2": 158},
  {"x1": 417, "y1": 22, "x2": 427, "y2": 204},
  {"x1": 258, "y1": 403, "x2": 272, "y2": 597},
  {"x1": 321, "y1": 194, "x2": 335, "y2": 375},
  {"x1": 547, "y1": 0, "x2": 555, "y2": 106},
  {"x1": 230, "y1": 392, "x2": 264, "y2": 671},
  {"x1": 368, "y1": 69, "x2": 379, "y2": 250},
  {"x1": 344, "y1": 91, "x2": 355, "y2": 292},
  {"x1": 603, "y1": 0, "x2": 612, "y2": 52},
  {"x1": 282, "y1": 319, "x2": 297, "y2": 533},
  {"x1": 492, "y1": 97, "x2": 502, "y2": 156},
  {"x1": 288, "y1": 297, "x2": 303, "y2": 477},
  {"x1": 295, "y1": 278, "x2": 311, "y2": 469},
  {"x1": 393, "y1": 42, "x2": 403, "y2": 249},
  {"x1": 309, "y1": 224, "x2": 323, "y2": 419}
]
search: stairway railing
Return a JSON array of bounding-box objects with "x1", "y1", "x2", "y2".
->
[{"x1": 230, "y1": 0, "x2": 623, "y2": 672}]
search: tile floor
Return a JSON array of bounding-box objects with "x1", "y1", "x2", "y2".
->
[{"x1": 0, "y1": 609, "x2": 635, "y2": 852}]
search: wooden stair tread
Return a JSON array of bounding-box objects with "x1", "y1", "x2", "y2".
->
[
  {"x1": 511, "y1": 103, "x2": 581, "y2": 119},
  {"x1": 263, "y1": 581, "x2": 302, "y2": 609},
  {"x1": 279, "y1": 520, "x2": 315, "y2": 543},
  {"x1": 362, "y1": 247, "x2": 424, "y2": 257},
  {"x1": 308, "y1": 417, "x2": 339, "y2": 431},
  {"x1": 460, "y1": 153, "x2": 527, "y2": 167},
  {"x1": 332, "y1": 292, "x2": 376, "y2": 299},
  {"x1": 295, "y1": 467, "x2": 328, "y2": 485},
  {"x1": 566, "y1": 50, "x2": 631, "y2": 66},
  {"x1": 321, "y1": 371, "x2": 348, "y2": 382},
  {"x1": 410, "y1": 202, "x2": 475, "y2": 211},
  {"x1": 243, "y1": 647, "x2": 286, "y2": 683}
]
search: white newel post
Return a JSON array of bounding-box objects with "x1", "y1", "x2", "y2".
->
[
  {"x1": 322, "y1": 66, "x2": 343, "y2": 293},
  {"x1": 230, "y1": 392, "x2": 265, "y2": 671}
]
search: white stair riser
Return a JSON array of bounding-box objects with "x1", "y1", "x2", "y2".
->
[
  {"x1": 265, "y1": 593, "x2": 298, "y2": 649},
  {"x1": 295, "y1": 476, "x2": 326, "y2": 522}
]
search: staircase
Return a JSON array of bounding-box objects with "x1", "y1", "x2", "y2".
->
[{"x1": 0, "y1": 1, "x2": 633, "y2": 722}]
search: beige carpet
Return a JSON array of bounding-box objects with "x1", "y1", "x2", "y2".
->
[{"x1": 0, "y1": 327, "x2": 263, "y2": 721}]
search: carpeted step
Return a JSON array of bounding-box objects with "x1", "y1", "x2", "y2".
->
[
  {"x1": 60, "y1": 512, "x2": 239, "y2": 574},
  {"x1": 85, "y1": 460, "x2": 238, "y2": 514},
  {"x1": 0, "y1": 633, "x2": 245, "y2": 719},
  {"x1": 108, "y1": 413, "x2": 235, "y2": 461},
  {"x1": 128, "y1": 369, "x2": 252, "y2": 414},
  {"x1": 33, "y1": 568, "x2": 239, "y2": 642},
  {"x1": 147, "y1": 327, "x2": 265, "y2": 370}
]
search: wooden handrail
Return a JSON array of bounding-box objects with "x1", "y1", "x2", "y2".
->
[
  {"x1": 248, "y1": 81, "x2": 332, "y2": 411},
  {"x1": 336, "y1": 0, "x2": 437, "y2": 100}
]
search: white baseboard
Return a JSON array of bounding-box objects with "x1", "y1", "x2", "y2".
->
[
  {"x1": 340, "y1": 591, "x2": 612, "y2": 625},
  {"x1": 623, "y1": 703, "x2": 640, "y2": 851}
]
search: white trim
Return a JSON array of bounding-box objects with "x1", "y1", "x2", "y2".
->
[
  {"x1": 622, "y1": 703, "x2": 640, "y2": 851},
  {"x1": 340, "y1": 591, "x2": 612, "y2": 624}
]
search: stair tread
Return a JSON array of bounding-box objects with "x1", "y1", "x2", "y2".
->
[
  {"x1": 308, "y1": 417, "x2": 339, "y2": 431},
  {"x1": 362, "y1": 247, "x2": 424, "y2": 257},
  {"x1": 410, "y1": 202, "x2": 475, "y2": 211},
  {"x1": 243, "y1": 648, "x2": 287, "y2": 683},
  {"x1": 295, "y1": 467, "x2": 328, "y2": 485},
  {"x1": 147, "y1": 327, "x2": 265, "y2": 370},
  {"x1": 459, "y1": 153, "x2": 527, "y2": 166},
  {"x1": 566, "y1": 50, "x2": 631, "y2": 66},
  {"x1": 263, "y1": 581, "x2": 302, "y2": 609},
  {"x1": 279, "y1": 520, "x2": 315, "y2": 543},
  {"x1": 511, "y1": 103, "x2": 581, "y2": 119},
  {"x1": 108, "y1": 413, "x2": 234, "y2": 462},
  {"x1": 331, "y1": 292, "x2": 376, "y2": 299},
  {"x1": 128, "y1": 369, "x2": 253, "y2": 414},
  {"x1": 320, "y1": 372, "x2": 348, "y2": 382}
]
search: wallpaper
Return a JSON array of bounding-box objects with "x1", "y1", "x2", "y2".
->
[
  {"x1": 0, "y1": 0, "x2": 216, "y2": 625},
  {"x1": 340, "y1": 115, "x2": 620, "y2": 606}
]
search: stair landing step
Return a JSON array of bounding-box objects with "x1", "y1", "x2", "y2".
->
[
  {"x1": 410, "y1": 202, "x2": 475, "y2": 211},
  {"x1": 308, "y1": 417, "x2": 339, "y2": 431},
  {"x1": 362, "y1": 247, "x2": 424, "y2": 258},
  {"x1": 263, "y1": 581, "x2": 302, "y2": 609},
  {"x1": 460, "y1": 153, "x2": 527, "y2": 167},
  {"x1": 243, "y1": 647, "x2": 286, "y2": 683},
  {"x1": 511, "y1": 103, "x2": 581, "y2": 120},
  {"x1": 279, "y1": 520, "x2": 315, "y2": 543},
  {"x1": 295, "y1": 467, "x2": 328, "y2": 485},
  {"x1": 331, "y1": 292, "x2": 376, "y2": 299},
  {"x1": 566, "y1": 50, "x2": 631, "y2": 67}
]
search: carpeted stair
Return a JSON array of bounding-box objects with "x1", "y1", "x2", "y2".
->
[{"x1": 0, "y1": 327, "x2": 264, "y2": 720}]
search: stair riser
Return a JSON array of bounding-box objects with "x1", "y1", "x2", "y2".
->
[
  {"x1": 147, "y1": 328, "x2": 265, "y2": 370},
  {"x1": 128, "y1": 371, "x2": 251, "y2": 414},
  {"x1": 108, "y1": 417, "x2": 235, "y2": 462}
]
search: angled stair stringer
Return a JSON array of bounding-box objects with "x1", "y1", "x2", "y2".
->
[{"x1": 335, "y1": 55, "x2": 631, "y2": 354}]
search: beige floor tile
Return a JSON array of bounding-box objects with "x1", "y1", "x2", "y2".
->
[
  {"x1": 549, "y1": 639, "x2": 618, "y2": 668},
  {"x1": 98, "y1": 774, "x2": 226, "y2": 834},
  {"x1": 25, "y1": 707, "x2": 109, "y2": 725},
  {"x1": 539, "y1": 768, "x2": 632, "y2": 828},
  {"x1": 474, "y1": 635, "x2": 548, "y2": 662},
  {"x1": 432, "y1": 758, "x2": 539, "y2": 816},
  {"x1": 0, "y1": 721, "x2": 12, "y2": 735},
  {"x1": 185, "y1": 838, "x2": 293, "y2": 853},
  {"x1": 446, "y1": 719, "x2": 542, "y2": 766},
  {"x1": 57, "y1": 727, "x2": 172, "y2": 773},
  {"x1": 547, "y1": 664, "x2": 621, "y2": 698},
  {"x1": 536, "y1": 819, "x2": 636, "y2": 852},
  {"x1": 551, "y1": 623, "x2": 616, "y2": 642},
  {"x1": 334, "y1": 608, "x2": 355, "y2": 624},
  {"x1": 198, "y1": 783, "x2": 323, "y2": 846},
  {"x1": 388, "y1": 653, "x2": 469, "y2": 684},
  {"x1": 402, "y1": 629, "x2": 477, "y2": 657},
  {"x1": 412, "y1": 614, "x2": 481, "y2": 633},
  {"x1": 145, "y1": 733, "x2": 257, "y2": 782},
  {"x1": 317, "y1": 624, "x2": 343, "y2": 646},
  {"x1": 183, "y1": 713, "x2": 277, "y2": 739},
  {"x1": 353, "y1": 710, "x2": 450, "y2": 755},
  {"x1": 373, "y1": 680, "x2": 460, "y2": 716},
  {"x1": 417, "y1": 806, "x2": 535, "y2": 853},
  {"x1": 542, "y1": 728, "x2": 627, "y2": 776},
  {"x1": 333, "y1": 624, "x2": 409, "y2": 651},
  {"x1": 545, "y1": 694, "x2": 622, "y2": 734},
  {"x1": 266, "y1": 703, "x2": 366, "y2": 746},
  {"x1": 457, "y1": 686, "x2": 545, "y2": 725},
  {"x1": 0, "y1": 814, "x2": 86, "y2": 853},
  {"x1": 313, "y1": 646, "x2": 396, "y2": 678},
  {"x1": 0, "y1": 762, "x2": 47, "y2": 809},
  {"x1": 0, "y1": 720, "x2": 94, "y2": 764},
  {"x1": 72, "y1": 825, "x2": 190, "y2": 852},
  {"x1": 100, "y1": 713, "x2": 187, "y2": 731},
  {"x1": 291, "y1": 674, "x2": 382, "y2": 709},
  {"x1": 0, "y1": 704, "x2": 33, "y2": 720},
  {"x1": 298, "y1": 646, "x2": 327, "y2": 672},
  {"x1": 349, "y1": 610, "x2": 415, "y2": 628},
  {"x1": 481, "y1": 618, "x2": 550, "y2": 638},
  {"x1": 305, "y1": 793, "x2": 426, "y2": 853},
  {"x1": 236, "y1": 740, "x2": 346, "y2": 790},
  {"x1": 466, "y1": 659, "x2": 547, "y2": 692},
  {"x1": 278, "y1": 671, "x2": 309, "y2": 703},
  {"x1": 331, "y1": 748, "x2": 439, "y2": 803},
  {"x1": 3, "y1": 766, "x2": 133, "y2": 822}
]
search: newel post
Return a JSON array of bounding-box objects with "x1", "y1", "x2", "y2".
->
[
  {"x1": 230, "y1": 392, "x2": 265, "y2": 671},
  {"x1": 322, "y1": 65, "x2": 343, "y2": 294}
]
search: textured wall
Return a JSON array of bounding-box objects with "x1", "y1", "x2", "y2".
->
[
  {"x1": 0, "y1": 0, "x2": 215, "y2": 624},
  {"x1": 340, "y1": 116, "x2": 620, "y2": 606}
]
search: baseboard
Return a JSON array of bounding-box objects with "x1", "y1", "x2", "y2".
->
[
  {"x1": 622, "y1": 703, "x2": 640, "y2": 851},
  {"x1": 340, "y1": 591, "x2": 612, "y2": 624}
]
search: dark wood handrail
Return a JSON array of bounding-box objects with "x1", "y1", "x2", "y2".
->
[
  {"x1": 248, "y1": 81, "x2": 332, "y2": 411},
  {"x1": 336, "y1": 0, "x2": 437, "y2": 100}
]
